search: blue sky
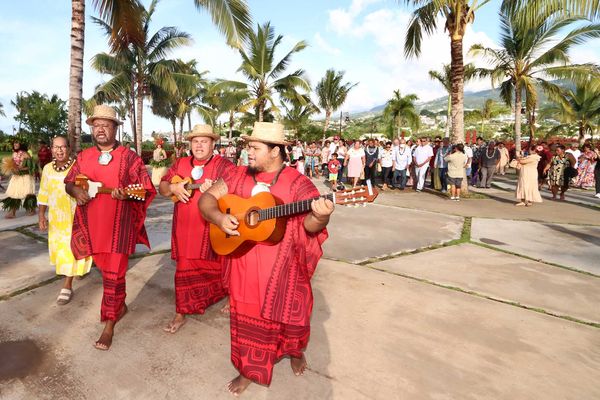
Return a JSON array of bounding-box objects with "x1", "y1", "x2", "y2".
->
[{"x1": 1, "y1": 0, "x2": 598, "y2": 137}]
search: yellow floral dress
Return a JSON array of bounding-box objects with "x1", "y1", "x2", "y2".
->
[{"x1": 37, "y1": 163, "x2": 92, "y2": 276}]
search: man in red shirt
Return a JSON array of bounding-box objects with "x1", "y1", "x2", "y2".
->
[
  {"x1": 65, "y1": 105, "x2": 156, "y2": 350},
  {"x1": 159, "y1": 124, "x2": 236, "y2": 333},
  {"x1": 200, "y1": 122, "x2": 334, "y2": 396}
]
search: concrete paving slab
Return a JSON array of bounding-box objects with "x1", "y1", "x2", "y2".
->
[
  {"x1": 0, "y1": 231, "x2": 54, "y2": 297},
  {"x1": 322, "y1": 204, "x2": 463, "y2": 263},
  {"x1": 472, "y1": 218, "x2": 600, "y2": 275},
  {"x1": 374, "y1": 187, "x2": 600, "y2": 226},
  {"x1": 2, "y1": 257, "x2": 600, "y2": 399},
  {"x1": 371, "y1": 243, "x2": 600, "y2": 324}
]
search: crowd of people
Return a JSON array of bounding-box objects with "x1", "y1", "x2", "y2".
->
[{"x1": 211, "y1": 135, "x2": 600, "y2": 205}]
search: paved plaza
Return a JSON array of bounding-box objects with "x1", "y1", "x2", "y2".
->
[{"x1": 1, "y1": 180, "x2": 599, "y2": 399}]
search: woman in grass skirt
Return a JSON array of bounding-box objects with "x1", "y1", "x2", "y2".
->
[{"x1": 2, "y1": 141, "x2": 37, "y2": 218}]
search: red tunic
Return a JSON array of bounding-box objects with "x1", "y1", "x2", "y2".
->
[
  {"x1": 225, "y1": 166, "x2": 328, "y2": 326},
  {"x1": 65, "y1": 145, "x2": 156, "y2": 259},
  {"x1": 161, "y1": 155, "x2": 236, "y2": 261},
  {"x1": 223, "y1": 166, "x2": 329, "y2": 385}
]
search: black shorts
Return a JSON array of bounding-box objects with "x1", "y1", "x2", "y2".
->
[{"x1": 448, "y1": 177, "x2": 463, "y2": 187}]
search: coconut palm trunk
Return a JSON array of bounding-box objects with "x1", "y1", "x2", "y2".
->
[
  {"x1": 229, "y1": 111, "x2": 234, "y2": 139},
  {"x1": 322, "y1": 110, "x2": 331, "y2": 143},
  {"x1": 136, "y1": 91, "x2": 143, "y2": 153},
  {"x1": 514, "y1": 84, "x2": 522, "y2": 154},
  {"x1": 67, "y1": 0, "x2": 85, "y2": 153},
  {"x1": 446, "y1": 95, "x2": 451, "y2": 138},
  {"x1": 450, "y1": 38, "x2": 465, "y2": 144}
]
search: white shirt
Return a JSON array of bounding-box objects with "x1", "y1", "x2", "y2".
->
[
  {"x1": 292, "y1": 145, "x2": 304, "y2": 160},
  {"x1": 392, "y1": 146, "x2": 412, "y2": 170},
  {"x1": 347, "y1": 147, "x2": 365, "y2": 159},
  {"x1": 566, "y1": 149, "x2": 581, "y2": 168},
  {"x1": 329, "y1": 142, "x2": 339, "y2": 158},
  {"x1": 380, "y1": 149, "x2": 393, "y2": 168},
  {"x1": 464, "y1": 146, "x2": 473, "y2": 166},
  {"x1": 413, "y1": 145, "x2": 434, "y2": 166}
]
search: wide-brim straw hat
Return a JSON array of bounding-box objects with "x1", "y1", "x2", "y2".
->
[
  {"x1": 241, "y1": 122, "x2": 291, "y2": 146},
  {"x1": 85, "y1": 104, "x2": 123, "y2": 126},
  {"x1": 185, "y1": 124, "x2": 220, "y2": 141}
]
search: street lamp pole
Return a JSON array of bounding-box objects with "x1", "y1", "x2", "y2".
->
[{"x1": 339, "y1": 110, "x2": 342, "y2": 136}]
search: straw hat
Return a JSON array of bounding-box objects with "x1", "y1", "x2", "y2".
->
[
  {"x1": 185, "y1": 124, "x2": 220, "y2": 141},
  {"x1": 241, "y1": 122, "x2": 291, "y2": 146},
  {"x1": 85, "y1": 104, "x2": 123, "y2": 126}
]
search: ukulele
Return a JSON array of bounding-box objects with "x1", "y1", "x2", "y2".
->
[
  {"x1": 75, "y1": 174, "x2": 146, "y2": 201},
  {"x1": 209, "y1": 182, "x2": 379, "y2": 256},
  {"x1": 169, "y1": 175, "x2": 208, "y2": 203}
]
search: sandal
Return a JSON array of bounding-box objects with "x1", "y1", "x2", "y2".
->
[{"x1": 57, "y1": 288, "x2": 73, "y2": 305}]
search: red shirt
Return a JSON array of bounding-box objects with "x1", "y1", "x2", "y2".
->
[
  {"x1": 65, "y1": 145, "x2": 156, "y2": 258},
  {"x1": 327, "y1": 159, "x2": 341, "y2": 174},
  {"x1": 162, "y1": 155, "x2": 236, "y2": 260}
]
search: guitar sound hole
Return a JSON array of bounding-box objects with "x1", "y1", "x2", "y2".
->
[{"x1": 246, "y1": 210, "x2": 260, "y2": 228}]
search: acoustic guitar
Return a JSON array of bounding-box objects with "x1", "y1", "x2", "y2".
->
[
  {"x1": 209, "y1": 182, "x2": 379, "y2": 256},
  {"x1": 75, "y1": 174, "x2": 147, "y2": 201},
  {"x1": 169, "y1": 175, "x2": 208, "y2": 203}
]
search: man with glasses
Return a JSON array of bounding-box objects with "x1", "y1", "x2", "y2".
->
[{"x1": 65, "y1": 105, "x2": 156, "y2": 351}]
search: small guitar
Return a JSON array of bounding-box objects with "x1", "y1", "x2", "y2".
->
[
  {"x1": 75, "y1": 174, "x2": 147, "y2": 201},
  {"x1": 169, "y1": 175, "x2": 208, "y2": 203},
  {"x1": 209, "y1": 181, "x2": 379, "y2": 256}
]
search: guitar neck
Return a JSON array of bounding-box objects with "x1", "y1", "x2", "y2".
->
[
  {"x1": 258, "y1": 193, "x2": 334, "y2": 221},
  {"x1": 184, "y1": 183, "x2": 203, "y2": 190},
  {"x1": 96, "y1": 187, "x2": 116, "y2": 194}
]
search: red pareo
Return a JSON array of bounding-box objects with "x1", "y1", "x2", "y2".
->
[
  {"x1": 224, "y1": 166, "x2": 328, "y2": 385},
  {"x1": 161, "y1": 155, "x2": 236, "y2": 314},
  {"x1": 65, "y1": 146, "x2": 156, "y2": 321}
]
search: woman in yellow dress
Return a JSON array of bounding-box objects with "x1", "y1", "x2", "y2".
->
[{"x1": 37, "y1": 136, "x2": 92, "y2": 305}]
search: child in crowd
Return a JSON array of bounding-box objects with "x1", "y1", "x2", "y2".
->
[
  {"x1": 328, "y1": 152, "x2": 342, "y2": 191},
  {"x1": 296, "y1": 156, "x2": 305, "y2": 175}
]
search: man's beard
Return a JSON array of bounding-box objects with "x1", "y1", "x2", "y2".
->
[{"x1": 248, "y1": 165, "x2": 263, "y2": 174}]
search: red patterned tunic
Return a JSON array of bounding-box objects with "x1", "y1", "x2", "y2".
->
[
  {"x1": 65, "y1": 145, "x2": 156, "y2": 321},
  {"x1": 161, "y1": 155, "x2": 236, "y2": 314},
  {"x1": 223, "y1": 166, "x2": 328, "y2": 385}
]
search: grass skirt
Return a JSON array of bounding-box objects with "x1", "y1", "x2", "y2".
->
[
  {"x1": 6, "y1": 174, "x2": 35, "y2": 199},
  {"x1": 151, "y1": 166, "x2": 168, "y2": 186}
]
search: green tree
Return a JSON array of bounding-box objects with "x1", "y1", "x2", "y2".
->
[
  {"x1": 92, "y1": 0, "x2": 194, "y2": 153},
  {"x1": 470, "y1": 2, "x2": 600, "y2": 152},
  {"x1": 402, "y1": 0, "x2": 490, "y2": 144},
  {"x1": 541, "y1": 79, "x2": 600, "y2": 144},
  {"x1": 465, "y1": 99, "x2": 509, "y2": 134},
  {"x1": 428, "y1": 63, "x2": 479, "y2": 137},
  {"x1": 281, "y1": 95, "x2": 320, "y2": 138},
  {"x1": 315, "y1": 69, "x2": 357, "y2": 142},
  {"x1": 11, "y1": 91, "x2": 68, "y2": 143},
  {"x1": 383, "y1": 90, "x2": 420, "y2": 139},
  {"x1": 0, "y1": 101, "x2": 6, "y2": 117},
  {"x1": 221, "y1": 22, "x2": 311, "y2": 122}
]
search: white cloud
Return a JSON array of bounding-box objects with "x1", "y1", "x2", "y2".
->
[
  {"x1": 325, "y1": 5, "x2": 500, "y2": 112},
  {"x1": 328, "y1": 0, "x2": 382, "y2": 35},
  {"x1": 314, "y1": 33, "x2": 342, "y2": 56}
]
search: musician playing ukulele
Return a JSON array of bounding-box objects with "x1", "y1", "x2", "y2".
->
[
  {"x1": 199, "y1": 122, "x2": 334, "y2": 397},
  {"x1": 64, "y1": 105, "x2": 156, "y2": 351},
  {"x1": 158, "y1": 124, "x2": 236, "y2": 334}
]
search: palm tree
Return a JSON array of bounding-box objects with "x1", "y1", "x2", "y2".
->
[
  {"x1": 68, "y1": 0, "x2": 250, "y2": 152},
  {"x1": 428, "y1": 63, "x2": 479, "y2": 138},
  {"x1": 68, "y1": 0, "x2": 144, "y2": 152},
  {"x1": 221, "y1": 22, "x2": 310, "y2": 122},
  {"x1": 403, "y1": 0, "x2": 489, "y2": 144},
  {"x1": 470, "y1": 2, "x2": 600, "y2": 152},
  {"x1": 383, "y1": 90, "x2": 420, "y2": 139},
  {"x1": 315, "y1": 69, "x2": 358, "y2": 141},
  {"x1": 0, "y1": 101, "x2": 5, "y2": 117},
  {"x1": 92, "y1": 0, "x2": 194, "y2": 153},
  {"x1": 219, "y1": 88, "x2": 251, "y2": 139},
  {"x1": 541, "y1": 79, "x2": 600, "y2": 144},
  {"x1": 465, "y1": 99, "x2": 509, "y2": 135},
  {"x1": 281, "y1": 95, "x2": 320, "y2": 138}
]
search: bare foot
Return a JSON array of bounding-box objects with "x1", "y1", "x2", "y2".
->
[
  {"x1": 560, "y1": 194, "x2": 566, "y2": 201},
  {"x1": 163, "y1": 313, "x2": 187, "y2": 334},
  {"x1": 290, "y1": 354, "x2": 308, "y2": 376},
  {"x1": 220, "y1": 302, "x2": 230, "y2": 315},
  {"x1": 4, "y1": 213, "x2": 15, "y2": 219},
  {"x1": 94, "y1": 305, "x2": 127, "y2": 351},
  {"x1": 227, "y1": 375, "x2": 252, "y2": 397}
]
